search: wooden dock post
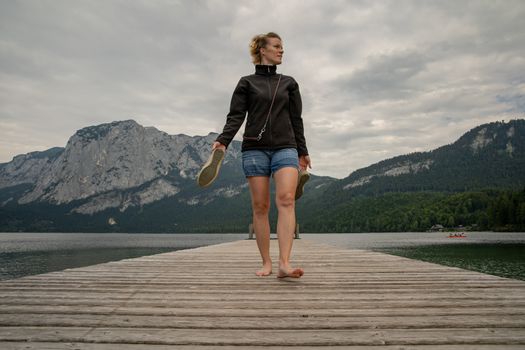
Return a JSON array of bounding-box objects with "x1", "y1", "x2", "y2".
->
[{"x1": 249, "y1": 223, "x2": 300, "y2": 239}]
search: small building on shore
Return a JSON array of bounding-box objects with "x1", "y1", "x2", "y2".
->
[{"x1": 429, "y1": 224, "x2": 444, "y2": 232}]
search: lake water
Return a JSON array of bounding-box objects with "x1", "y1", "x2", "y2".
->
[
  {"x1": 306, "y1": 232, "x2": 525, "y2": 280},
  {"x1": 0, "y1": 233, "x2": 246, "y2": 280},
  {"x1": 1, "y1": 232, "x2": 524, "y2": 281}
]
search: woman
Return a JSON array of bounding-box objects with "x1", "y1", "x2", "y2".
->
[{"x1": 213, "y1": 32, "x2": 312, "y2": 278}]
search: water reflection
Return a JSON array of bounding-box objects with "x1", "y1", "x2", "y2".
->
[
  {"x1": 377, "y1": 243, "x2": 525, "y2": 281},
  {"x1": 0, "y1": 247, "x2": 176, "y2": 280},
  {"x1": 0, "y1": 233, "x2": 246, "y2": 281}
]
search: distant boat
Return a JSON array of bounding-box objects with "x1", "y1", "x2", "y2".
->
[{"x1": 448, "y1": 232, "x2": 467, "y2": 238}]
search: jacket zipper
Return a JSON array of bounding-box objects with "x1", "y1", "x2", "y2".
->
[{"x1": 267, "y1": 74, "x2": 272, "y2": 148}]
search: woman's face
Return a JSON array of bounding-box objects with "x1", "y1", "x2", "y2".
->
[{"x1": 261, "y1": 37, "x2": 284, "y2": 65}]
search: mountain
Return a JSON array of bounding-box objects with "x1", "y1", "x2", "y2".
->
[
  {"x1": 0, "y1": 119, "x2": 335, "y2": 232},
  {"x1": 297, "y1": 119, "x2": 525, "y2": 232},
  {"x1": 2, "y1": 120, "x2": 242, "y2": 212},
  {"x1": 1, "y1": 118, "x2": 523, "y2": 233},
  {"x1": 330, "y1": 119, "x2": 525, "y2": 198}
]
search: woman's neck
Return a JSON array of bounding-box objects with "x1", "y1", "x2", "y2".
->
[{"x1": 260, "y1": 58, "x2": 277, "y2": 65}]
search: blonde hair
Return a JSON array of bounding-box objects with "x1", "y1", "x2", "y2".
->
[{"x1": 249, "y1": 32, "x2": 282, "y2": 64}]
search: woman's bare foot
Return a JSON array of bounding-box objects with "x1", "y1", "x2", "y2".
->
[
  {"x1": 277, "y1": 264, "x2": 304, "y2": 278},
  {"x1": 255, "y1": 262, "x2": 272, "y2": 276}
]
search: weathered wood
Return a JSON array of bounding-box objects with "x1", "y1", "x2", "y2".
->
[
  {"x1": 2, "y1": 289, "x2": 525, "y2": 300},
  {"x1": 2, "y1": 297, "x2": 525, "y2": 308},
  {"x1": 0, "y1": 326, "x2": 524, "y2": 345},
  {"x1": 1, "y1": 343, "x2": 524, "y2": 350},
  {"x1": 0, "y1": 239, "x2": 524, "y2": 348},
  {"x1": 2, "y1": 305, "x2": 525, "y2": 318},
  {"x1": 1, "y1": 313, "x2": 525, "y2": 329}
]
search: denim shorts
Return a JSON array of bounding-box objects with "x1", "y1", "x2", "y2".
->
[{"x1": 242, "y1": 148, "x2": 299, "y2": 178}]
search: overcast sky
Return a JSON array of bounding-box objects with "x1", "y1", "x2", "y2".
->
[{"x1": 1, "y1": 0, "x2": 524, "y2": 179}]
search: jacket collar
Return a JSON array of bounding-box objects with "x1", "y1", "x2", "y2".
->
[{"x1": 255, "y1": 64, "x2": 277, "y2": 76}]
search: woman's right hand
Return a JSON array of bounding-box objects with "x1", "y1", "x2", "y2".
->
[{"x1": 212, "y1": 141, "x2": 226, "y2": 151}]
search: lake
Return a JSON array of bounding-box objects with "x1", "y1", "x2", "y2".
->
[
  {"x1": 1, "y1": 232, "x2": 524, "y2": 281},
  {"x1": 306, "y1": 231, "x2": 525, "y2": 280}
]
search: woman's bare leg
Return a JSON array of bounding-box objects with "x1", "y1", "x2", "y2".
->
[
  {"x1": 273, "y1": 167, "x2": 304, "y2": 278},
  {"x1": 247, "y1": 175, "x2": 272, "y2": 276}
]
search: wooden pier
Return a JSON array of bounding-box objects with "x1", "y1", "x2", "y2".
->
[{"x1": 1, "y1": 239, "x2": 525, "y2": 349}]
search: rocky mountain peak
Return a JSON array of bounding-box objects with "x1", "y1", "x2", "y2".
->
[
  {"x1": 67, "y1": 119, "x2": 143, "y2": 146},
  {"x1": 8, "y1": 119, "x2": 239, "y2": 210},
  {"x1": 452, "y1": 119, "x2": 523, "y2": 154}
]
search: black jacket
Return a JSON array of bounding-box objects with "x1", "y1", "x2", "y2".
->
[{"x1": 215, "y1": 64, "x2": 308, "y2": 156}]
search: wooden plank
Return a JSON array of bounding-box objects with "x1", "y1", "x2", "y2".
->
[
  {"x1": 0, "y1": 326, "x2": 524, "y2": 346},
  {"x1": 5, "y1": 273, "x2": 515, "y2": 280},
  {"x1": 2, "y1": 289, "x2": 525, "y2": 300},
  {"x1": 1, "y1": 294, "x2": 524, "y2": 307},
  {"x1": 2, "y1": 305, "x2": 525, "y2": 317},
  {"x1": 1, "y1": 313, "x2": 525, "y2": 329},
  {"x1": 0, "y1": 239, "x2": 524, "y2": 348},
  {"x1": 2, "y1": 343, "x2": 525, "y2": 350}
]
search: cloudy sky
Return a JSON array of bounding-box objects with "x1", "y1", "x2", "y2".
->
[{"x1": 1, "y1": 0, "x2": 524, "y2": 179}]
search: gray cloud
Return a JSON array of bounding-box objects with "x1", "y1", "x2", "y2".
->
[
  {"x1": 333, "y1": 50, "x2": 431, "y2": 102},
  {"x1": 1, "y1": 0, "x2": 524, "y2": 179}
]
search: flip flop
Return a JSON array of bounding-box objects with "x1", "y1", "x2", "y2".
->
[{"x1": 197, "y1": 148, "x2": 225, "y2": 187}]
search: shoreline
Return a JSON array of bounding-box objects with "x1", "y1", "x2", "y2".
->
[{"x1": 1, "y1": 232, "x2": 524, "y2": 281}]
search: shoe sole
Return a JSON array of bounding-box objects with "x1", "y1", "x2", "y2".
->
[
  {"x1": 197, "y1": 148, "x2": 225, "y2": 187},
  {"x1": 295, "y1": 170, "x2": 310, "y2": 200}
]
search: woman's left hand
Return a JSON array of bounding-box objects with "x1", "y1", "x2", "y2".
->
[{"x1": 299, "y1": 155, "x2": 312, "y2": 171}]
